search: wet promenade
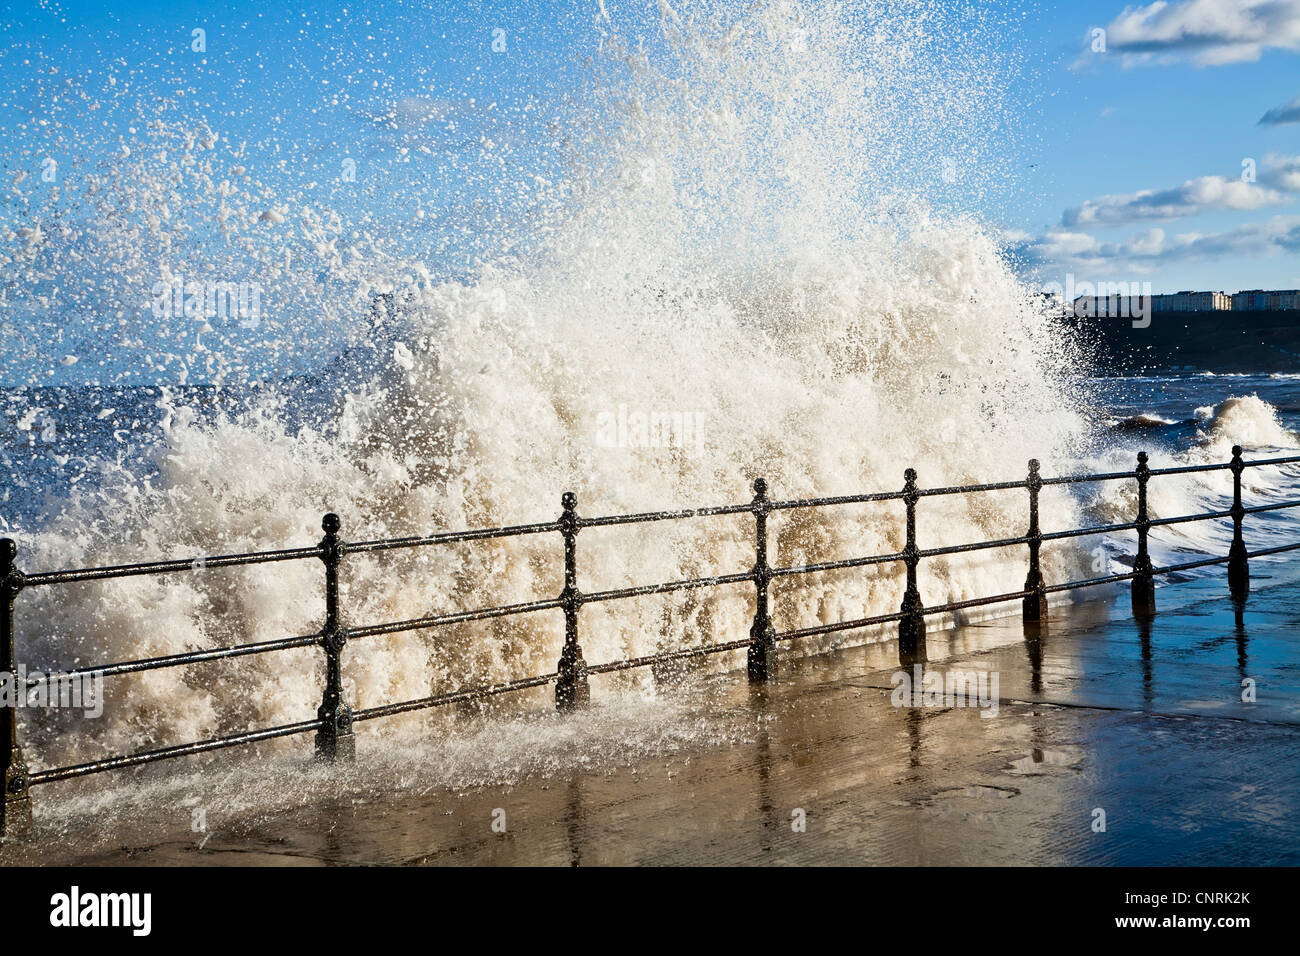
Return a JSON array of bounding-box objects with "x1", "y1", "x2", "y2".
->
[{"x1": 6, "y1": 574, "x2": 1299, "y2": 866}]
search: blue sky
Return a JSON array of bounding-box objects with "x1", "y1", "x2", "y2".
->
[
  {"x1": 1007, "y1": 0, "x2": 1300, "y2": 293},
  {"x1": 2, "y1": 0, "x2": 1299, "y2": 385}
]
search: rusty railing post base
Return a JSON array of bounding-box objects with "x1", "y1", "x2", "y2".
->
[
  {"x1": 1228, "y1": 546, "x2": 1249, "y2": 600},
  {"x1": 1022, "y1": 587, "x2": 1048, "y2": 624},
  {"x1": 555, "y1": 649, "x2": 590, "y2": 713},
  {"x1": 898, "y1": 603, "x2": 927, "y2": 667},
  {"x1": 747, "y1": 626, "x2": 777, "y2": 683},
  {"x1": 314, "y1": 720, "x2": 356, "y2": 763},
  {"x1": 1131, "y1": 575, "x2": 1156, "y2": 619},
  {"x1": 1, "y1": 759, "x2": 32, "y2": 839}
]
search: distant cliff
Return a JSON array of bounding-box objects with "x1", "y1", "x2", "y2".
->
[{"x1": 1065, "y1": 309, "x2": 1300, "y2": 375}]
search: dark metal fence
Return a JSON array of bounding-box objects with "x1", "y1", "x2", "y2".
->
[{"x1": 3, "y1": 444, "x2": 1299, "y2": 836}]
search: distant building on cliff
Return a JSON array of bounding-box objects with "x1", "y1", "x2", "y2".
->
[
  {"x1": 1066, "y1": 289, "x2": 1270, "y2": 315},
  {"x1": 1062, "y1": 288, "x2": 1300, "y2": 317},
  {"x1": 1150, "y1": 290, "x2": 1233, "y2": 312},
  {"x1": 1232, "y1": 289, "x2": 1300, "y2": 311}
]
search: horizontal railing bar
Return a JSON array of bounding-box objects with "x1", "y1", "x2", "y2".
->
[
  {"x1": 355, "y1": 637, "x2": 762, "y2": 721},
  {"x1": 22, "y1": 632, "x2": 323, "y2": 686},
  {"x1": 1034, "y1": 520, "x2": 1138, "y2": 541},
  {"x1": 1154, "y1": 554, "x2": 1230, "y2": 575},
  {"x1": 1043, "y1": 569, "x2": 1137, "y2": 593},
  {"x1": 916, "y1": 479, "x2": 1029, "y2": 497},
  {"x1": 775, "y1": 611, "x2": 905, "y2": 642},
  {"x1": 1037, "y1": 551, "x2": 1248, "y2": 595},
  {"x1": 1039, "y1": 456, "x2": 1294, "y2": 488},
  {"x1": 24, "y1": 545, "x2": 324, "y2": 587},
  {"x1": 348, "y1": 598, "x2": 563, "y2": 640},
  {"x1": 346, "y1": 520, "x2": 561, "y2": 554},
  {"x1": 28, "y1": 717, "x2": 323, "y2": 785},
  {"x1": 1244, "y1": 540, "x2": 1300, "y2": 559},
  {"x1": 1242, "y1": 454, "x2": 1300, "y2": 468},
  {"x1": 351, "y1": 674, "x2": 557, "y2": 722},
  {"x1": 583, "y1": 571, "x2": 753, "y2": 604},
  {"x1": 1041, "y1": 520, "x2": 1139, "y2": 541},
  {"x1": 1149, "y1": 508, "x2": 1234, "y2": 528},
  {"x1": 1243, "y1": 499, "x2": 1300, "y2": 516},
  {"x1": 585, "y1": 637, "x2": 753, "y2": 675},
  {"x1": 1040, "y1": 469, "x2": 1135, "y2": 486},
  {"x1": 768, "y1": 490, "x2": 904, "y2": 510},
  {"x1": 927, "y1": 589, "x2": 1034, "y2": 614},
  {"x1": 581, "y1": 503, "x2": 753, "y2": 528},
  {"x1": 918, "y1": 535, "x2": 1030, "y2": 558},
  {"x1": 770, "y1": 552, "x2": 904, "y2": 578},
  {"x1": 1146, "y1": 462, "x2": 1231, "y2": 477}
]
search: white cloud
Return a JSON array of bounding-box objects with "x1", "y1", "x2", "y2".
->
[
  {"x1": 1096, "y1": 0, "x2": 1300, "y2": 67},
  {"x1": 1062, "y1": 175, "x2": 1292, "y2": 227},
  {"x1": 1013, "y1": 215, "x2": 1300, "y2": 269},
  {"x1": 1262, "y1": 153, "x2": 1300, "y2": 191},
  {"x1": 1127, "y1": 227, "x2": 1168, "y2": 255},
  {"x1": 1259, "y1": 94, "x2": 1300, "y2": 125}
]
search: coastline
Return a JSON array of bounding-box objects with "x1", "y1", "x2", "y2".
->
[{"x1": 1067, "y1": 309, "x2": 1300, "y2": 375}]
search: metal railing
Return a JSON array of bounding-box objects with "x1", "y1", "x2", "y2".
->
[{"x1": 2, "y1": 444, "x2": 1298, "y2": 836}]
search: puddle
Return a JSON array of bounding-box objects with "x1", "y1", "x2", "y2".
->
[{"x1": 1005, "y1": 748, "x2": 1083, "y2": 775}]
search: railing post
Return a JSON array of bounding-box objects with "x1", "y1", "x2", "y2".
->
[
  {"x1": 1132, "y1": 452, "x2": 1156, "y2": 618},
  {"x1": 315, "y1": 513, "x2": 355, "y2": 761},
  {"x1": 555, "y1": 491, "x2": 589, "y2": 711},
  {"x1": 1228, "y1": 444, "x2": 1250, "y2": 599},
  {"x1": 1023, "y1": 459, "x2": 1048, "y2": 623},
  {"x1": 0, "y1": 538, "x2": 32, "y2": 837},
  {"x1": 898, "y1": 468, "x2": 927, "y2": 666},
  {"x1": 747, "y1": 478, "x2": 777, "y2": 682}
]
